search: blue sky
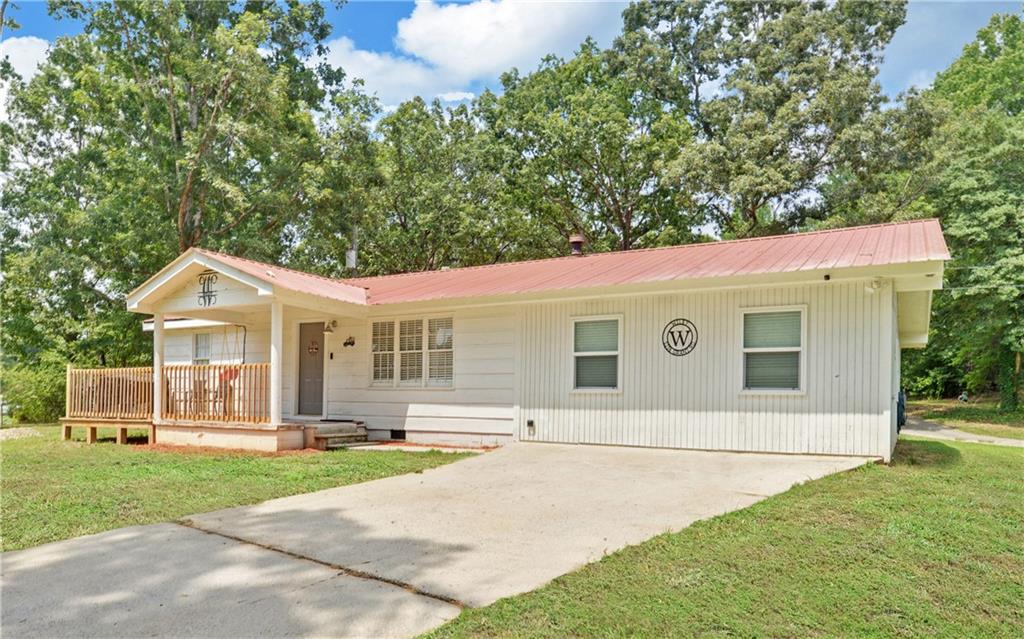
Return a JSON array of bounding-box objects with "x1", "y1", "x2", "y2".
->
[{"x1": 3, "y1": 0, "x2": 1022, "y2": 109}]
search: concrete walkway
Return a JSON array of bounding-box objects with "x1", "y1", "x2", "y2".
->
[
  {"x1": 2, "y1": 443, "x2": 870, "y2": 637},
  {"x1": 902, "y1": 417, "x2": 1024, "y2": 448}
]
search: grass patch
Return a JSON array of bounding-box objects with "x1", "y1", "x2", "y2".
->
[
  {"x1": 429, "y1": 439, "x2": 1023, "y2": 638},
  {"x1": 909, "y1": 398, "x2": 1024, "y2": 440},
  {"x1": 1, "y1": 425, "x2": 468, "y2": 551}
]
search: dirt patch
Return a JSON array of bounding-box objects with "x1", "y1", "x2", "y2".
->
[
  {"x1": 0, "y1": 427, "x2": 41, "y2": 442},
  {"x1": 140, "y1": 443, "x2": 323, "y2": 457}
]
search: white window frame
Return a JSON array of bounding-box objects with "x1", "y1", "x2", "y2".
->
[
  {"x1": 370, "y1": 320, "x2": 396, "y2": 387},
  {"x1": 571, "y1": 314, "x2": 624, "y2": 394},
  {"x1": 368, "y1": 315, "x2": 455, "y2": 390},
  {"x1": 738, "y1": 304, "x2": 807, "y2": 396},
  {"x1": 192, "y1": 332, "x2": 211, "y2": 366}
]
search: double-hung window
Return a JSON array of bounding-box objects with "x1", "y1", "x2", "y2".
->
[
  {"x1": 573, "y1": 317, "x2": 621, "y2": 391},
  {"x1": 427, "y1": 318, "x2": 454, "y2": 387},
  {"x1": 371, "y1": 321, "x2": 395, "y2": 384},
  {"x1": 742, "y1": 308, "x2": 804, "y2": 392},
  {"x1": 192, "y1": 333, "x2": 211, "y2": 365},
  {"x1": 371, "y1": 318, "x2": 454, "y2": 388}
]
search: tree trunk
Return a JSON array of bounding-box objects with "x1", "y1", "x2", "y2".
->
[{"x1": 997, "y1": 345, "x2": 1020, "y2": 411}]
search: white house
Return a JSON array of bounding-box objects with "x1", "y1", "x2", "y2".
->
[{"x1": 62, "y1": 219, "x2": 948, "y2": 460}]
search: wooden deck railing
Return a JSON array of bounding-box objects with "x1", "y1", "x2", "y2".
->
[
  {"x1": 66, "y1": 366, "x2": 153, "y2": 420},
  {"x1": 65, "y1": 363, "x2": 270, "y2": 424},
  {"x1": 162, "y1": 363, "x2": 270, "y2": 423}
]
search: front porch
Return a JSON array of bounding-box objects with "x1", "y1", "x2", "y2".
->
[
  {"x1": 62, "y1": 364, "x2": 367, "y2": 451},
  {"x1": 59, "y1": 247, "x2": 377, "y2": 451}
]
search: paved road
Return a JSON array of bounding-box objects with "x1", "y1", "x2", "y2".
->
[
  {"x1": 2, "y1": 443, "x2": 869, "y2": 637},
  {"x1": 903, "y1": 416, "x2": 1024, "y2": 448}
]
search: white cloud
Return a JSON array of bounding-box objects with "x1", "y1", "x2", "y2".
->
[
  {"x1": 1, "y1": 35, "x2": 49, "y2": 80},
  {"x1": 1, "y1": 36, "x2": 50, "y2": 121},
  {"x1": 437, "y1": 91, "x2": 474, "y2": 103},
  {"x1": 323, "y1": 0, "x2": 626, "y2": 107},
  {"x1": 321, "y1": 36, "x2": 459, "y2": 107},
  {"x1": 905, "y1": 68, "x2": 938, "y2": 92},
  {"x1": 396, "y1": 0, "x2": 624, "y2": 80}
]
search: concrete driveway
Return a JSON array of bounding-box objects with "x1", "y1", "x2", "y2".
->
[{"x1": 2, "y1": 444, "x2": 869, "y2": 637}]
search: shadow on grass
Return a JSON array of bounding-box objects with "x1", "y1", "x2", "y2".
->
[
  {"x1": 892, "y1": 439, "x2": 961, "y2": 468},
  {"x1": 90, "y1": 434, "x2": 151, "y2": 445}
]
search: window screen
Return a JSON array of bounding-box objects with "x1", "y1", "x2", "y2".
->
[
  {"x1": 193, "y1": 333, "x2": 211, "y2": 365},
  {"x1": 743, "y1": 310, "x2": 802, "y2": 390},
  {"x1": 574, "y1": 318, "x2": 619, "y2": 390}
]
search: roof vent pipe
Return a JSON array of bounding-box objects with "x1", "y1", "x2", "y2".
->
[{"x1": 569, "y1": 233, "x2": 586, "y2": 256}]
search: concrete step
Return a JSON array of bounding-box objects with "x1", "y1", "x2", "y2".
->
[
  {"x1": 312, "y1": 422, "x2": 365, "y2": 436},
  {"x1": 317, "y1": 431, "x2": 367, "y2": 442},
  {"x1": 325, "y1": 439, "x2": 375, "y2": 450}
]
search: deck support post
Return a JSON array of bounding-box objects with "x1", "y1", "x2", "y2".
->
[
  {"x1": 152, "y1": 313, "x2": 164, "y2": 432},
  {"x1": 270, "y1": 301, "x2": 283, "y2": 426}
]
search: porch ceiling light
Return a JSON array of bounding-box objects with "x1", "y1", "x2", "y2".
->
[{"x1": 323, "y1": 320, "x2": 337, "y2": 333}]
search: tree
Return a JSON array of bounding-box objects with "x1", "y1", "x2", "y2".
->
[
  {"x1": 480, "y1": 40, "x2": 698, "y2": 252},
  {"x1": 1, "y1": 1, "x2": 367, "y2": 415},
  {"x1": 354, "y1": 97, "x2": 545, "y2": 275},
  {"x1": 932, "y1": 13, "x2": 1023, "y2": 116},
  {"x1": 617, "y1": 0, "x2": 906, "y2": 237}
]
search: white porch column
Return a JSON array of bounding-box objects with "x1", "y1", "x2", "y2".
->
[
  {"x1": 270, "y1": 301, "x2": 283, "y2": 425},
  {"x1": 152, "y1": 313, "x2": 164, "y2": 423}
]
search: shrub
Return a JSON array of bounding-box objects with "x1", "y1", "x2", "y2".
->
[{"x1": 1, "y1": 359, "x2": 66, "y2": 423}]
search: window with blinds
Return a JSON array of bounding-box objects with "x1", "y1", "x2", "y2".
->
[
  {"x1": 573, "y1": 317, "x2": 620, "y2": 390},
  {"x1": 398, "y1": 319, "x2": 424, "y2": 385},
  {"x1": 427, "y1": 318, "x2": 454, "y2": 387},
  {"x1": 192, "y1": 333, "x2": 211, "y2": 365},
  {"x1": 742, "y1": 309, "x2": 803, "y2": 391},
  {"x1": 371, "y1": 321, "x2": 395, "y2": 384},
  {"x1": 371, "y1": 318, "x2": 453, "y2": 388}
]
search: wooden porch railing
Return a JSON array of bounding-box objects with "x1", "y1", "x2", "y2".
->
[
  {"x1": 65, "y1": 363, "x2": 270, "y2": 424},
  {"x1": 66, "y1": 366, "x2": 153, "y2": 420},
  {"x1": 162, "y1": 363, "x2": 270, "y2": 423}
]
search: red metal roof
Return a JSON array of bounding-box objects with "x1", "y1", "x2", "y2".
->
[
  {"x1": 195, "y1": 219, "x2": 948, "y2": 307},
  {"x1": 342, "y1": 219, "x2": 949, "y2": 305},
  {"x1": 193, "y1": 249, "x2": 368, "y2": 306}
]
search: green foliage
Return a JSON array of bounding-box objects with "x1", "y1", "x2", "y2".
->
[
  {"x1": 480, "y1": 40, "x2": 698, "y2": 251},
  {"x1": 1, "y1": 356, "x2": 66, "y2": 423},
  {"x1": 933, "y1": 13, "x2": 1024, "y2": 116},
  {"x1": 617, "y1": 0, "x2": 907, "y2": 237},
  {"x1": 356, "y1": 98, "x2": 547, "y2": 275},
  {"x1": 1, "y1": 0, "x2": 368, "y2": 418},
  {"x1": 891, "y1": 13, "x2": 1024, "y2": 407}
]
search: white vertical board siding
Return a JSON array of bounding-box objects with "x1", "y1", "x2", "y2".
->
[
  {"x1": 324, "y1": 306, "x2": 518, "y2": 445},
  {"x1": 518, "y1": 281, "x2": 895, "y2": 459},
  {"x1": 161, "y1": 322, "x2": 269, "y2": 366}
]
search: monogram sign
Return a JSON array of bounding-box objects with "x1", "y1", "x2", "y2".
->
[
  {"x1": 662, "y1": 318, "x2": 698, "y2": 356},
  {"x1": 197, "y1": 271, "x2": 218, "y2": 307}
]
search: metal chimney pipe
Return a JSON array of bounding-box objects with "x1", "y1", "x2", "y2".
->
[{"x1": 569, "y1": 233, "x2": 586, "y2": 256}]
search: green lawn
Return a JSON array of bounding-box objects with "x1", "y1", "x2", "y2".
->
[
  {"x1": 1, "y1": 425, "x2": 468, "y2": 552},
  {"x1": 909, "y1": 398, "x2": 1024, "y2": 440},
  {"x1": 429, "y1": 439, "x2": 1024, "y2": 638}
]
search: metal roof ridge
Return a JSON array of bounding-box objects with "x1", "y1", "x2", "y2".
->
[{"x1": 341, "y1": 218, "x2": 943, "y2": 284}]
